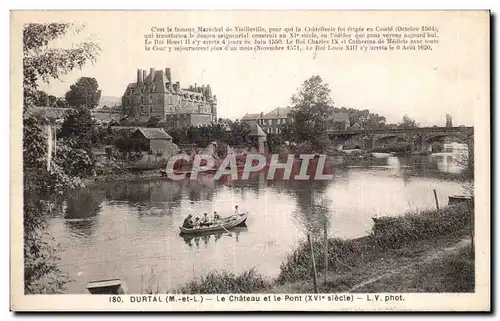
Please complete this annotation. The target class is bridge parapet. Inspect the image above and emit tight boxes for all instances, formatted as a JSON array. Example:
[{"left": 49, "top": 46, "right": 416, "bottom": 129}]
[
  {"left": 327, "top": 126, "right": 474, "bottom": 151},
  {"left": 327, "top": 126, "right": 473, "bottom": 136}
]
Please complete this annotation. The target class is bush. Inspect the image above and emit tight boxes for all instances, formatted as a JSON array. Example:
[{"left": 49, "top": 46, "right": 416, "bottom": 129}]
[
  {"left": 176, "top": 268, "right": 271, "bottom": 294},
  {"left": 370, "top": 203, "right": 472, "bottom": 249}
]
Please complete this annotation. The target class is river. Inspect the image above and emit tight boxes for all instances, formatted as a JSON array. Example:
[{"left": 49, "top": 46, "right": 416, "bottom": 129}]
[{"left": 46, "top": 154, "right": 467, "bottom": 294}]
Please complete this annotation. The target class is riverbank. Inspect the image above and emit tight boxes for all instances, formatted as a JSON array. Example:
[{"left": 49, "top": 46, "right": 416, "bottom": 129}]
[
  {"left": 84, "top": 169, "right": 165, "bottom": 186},
  {"left": 145, "top": 202, "right": 474, "bottom": 294},
  {"left": 85, "top": 152, "right": 369, "bottom": 186}
]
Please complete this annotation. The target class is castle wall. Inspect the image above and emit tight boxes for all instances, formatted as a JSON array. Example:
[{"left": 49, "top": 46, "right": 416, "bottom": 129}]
[{"left": 122, "top": 68, "right": 217, "bottom": 128}]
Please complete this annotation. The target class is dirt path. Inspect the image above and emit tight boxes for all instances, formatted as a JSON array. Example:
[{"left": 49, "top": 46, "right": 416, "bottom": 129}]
[{"left": 348, "top": 238, "right": 471, "bottom": 293}]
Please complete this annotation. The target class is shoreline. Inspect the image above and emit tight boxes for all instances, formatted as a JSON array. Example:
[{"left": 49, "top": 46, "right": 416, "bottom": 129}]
[{"left": 84, "top": 162, "right": 472, "bottom": 188}]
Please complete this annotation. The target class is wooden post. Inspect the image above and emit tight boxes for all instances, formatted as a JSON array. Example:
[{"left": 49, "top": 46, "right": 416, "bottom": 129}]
[
  {"left": 433, "top": 189, "right": 440, "bottom": 210},
  {"left": 323, "top": 223, "right": 328, "bottom": 285},
  {"left": 308, "top": 234, "right": 319, "bottom": 293}
]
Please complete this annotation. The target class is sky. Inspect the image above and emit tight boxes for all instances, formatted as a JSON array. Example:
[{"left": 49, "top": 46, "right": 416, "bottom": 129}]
[{"left": 22, "top": 10, "right": 488, "bottom": 126}]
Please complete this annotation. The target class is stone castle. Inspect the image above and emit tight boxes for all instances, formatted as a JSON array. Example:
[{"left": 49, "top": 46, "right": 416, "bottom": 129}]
[{"left": 121, "top": 67, "right": 217, "bottom": 128}]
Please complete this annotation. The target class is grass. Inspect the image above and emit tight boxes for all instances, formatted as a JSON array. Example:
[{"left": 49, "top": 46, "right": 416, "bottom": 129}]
[
  {"left": 142, "top": 203, "right": 474, "bottom": 294},
  {"left": 357, "top": 242, "right": 474, "bottom": 293},
  {"left": 176, "top": 268, "right": 272, "bottom": 294}
]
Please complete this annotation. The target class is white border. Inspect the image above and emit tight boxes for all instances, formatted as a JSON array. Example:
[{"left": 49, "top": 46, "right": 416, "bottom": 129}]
[{"left": 4, "top": 1, "right": 497, "bottom": 319}]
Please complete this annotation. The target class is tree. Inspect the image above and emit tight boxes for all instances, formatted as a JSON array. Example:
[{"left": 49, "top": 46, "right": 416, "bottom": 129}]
[
  {"left": 34, "top": 90, "right": 49, "bottom": 106},
  {"left": 339, "top": 107, "right": 387, "bottom": 129},
  {"left": 23, "top": 23, "right": 100, "bottom": 294},
  {"left": 218, "top": 118, "right": 233, "bottom": 124},
  {"left": 227, "top": 121, "right": 252, "bottom": 147},
  {"left": 65, "top": 77, "right": 102, "bottom": 108},
  {"left": 446, "top": 113, "right": 453, "bottom": 127},
  {"left": 398, "top": 114, "right": 419, "bottom": 128},
  {"left": 58, "top": 106, "right": 100, "bottom": 178},
  {"left": 48, "top": 95, "right": 57, "bottom": 107},
  {"left": 55, "top": 97, "right": 69, "bottom": 108},
  {"left": 23, "top": 23, "right": 99, "bottom": 111},
  {"left": 291, "top": 75, "right": 333, "bottom": 107},
  {"left": 287, "top": 75, "right": 335, "bottom": 152}
]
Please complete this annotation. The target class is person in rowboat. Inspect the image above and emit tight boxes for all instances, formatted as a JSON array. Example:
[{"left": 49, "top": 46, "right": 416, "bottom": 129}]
[
  {"left": 201, "top": 213, "right": 210, "bottom": 227},
  {"left": 234, "top": 205, "right": 239, "bottom": 216},
  {"left": 182, "top": 214, "right": 194, "bottom": 229},
  {"left": 194, "top": 217, "right": 201, "bottom": 228},
  {"left": 213, "top": 211, "right": 220, "bottom": 222}
]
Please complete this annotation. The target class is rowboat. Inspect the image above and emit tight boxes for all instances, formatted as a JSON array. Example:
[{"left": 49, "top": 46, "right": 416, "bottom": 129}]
[
  {"left": 448, "top": 195, "right": 474, "bottom": 205},
  {"left": 179, "top": 212, "right": 248, "bottom": 235},
  {"left": 180, "top": 226, "right": 248, "bottom": 245}
]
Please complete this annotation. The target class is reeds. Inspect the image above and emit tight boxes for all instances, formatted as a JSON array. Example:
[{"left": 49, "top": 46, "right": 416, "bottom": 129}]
[{"left": 176, "top": 268, "right": 271, "bottom": 294}]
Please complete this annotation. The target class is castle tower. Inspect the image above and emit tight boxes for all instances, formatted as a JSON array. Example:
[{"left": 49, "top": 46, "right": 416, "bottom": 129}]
[
  {"left": 210, "top": 95, "right": 217, "bottom": 123},
  {"left": 137, "top": 69, "right": 143, "bottom": 84}
]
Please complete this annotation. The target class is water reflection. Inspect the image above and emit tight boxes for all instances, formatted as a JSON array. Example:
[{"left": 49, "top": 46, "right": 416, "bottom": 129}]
[
  {"left": 430, "top": 154, "right": 465, "bottom": 174},
  {"left": 64, "top": 188, "right": 104, "bottom": 238},
  {"left": 180, "top": 227, "right": 248, "bottom": 248},
  {"left": 64, "top": 188, "right": 103, "bottom": 219},
  {"left": 48, "top": 155, "right": 469, "bottom": 294},
  {"left": 291, "top": 187, "right": 332, "bottom": 235}
]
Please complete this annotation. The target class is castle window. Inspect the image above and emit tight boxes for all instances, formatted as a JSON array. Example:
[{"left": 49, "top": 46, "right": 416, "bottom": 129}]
[
  {"left": 150, "top": 106, "right": 153, "bottom": 113},
  {"left": 141, "top": 106, "right": 145, "bottom": 113}
]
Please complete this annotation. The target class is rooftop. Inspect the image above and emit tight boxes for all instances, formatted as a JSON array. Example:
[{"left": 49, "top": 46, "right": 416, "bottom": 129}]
[
  {"left": 110, "top": 126, "right": 173, "bottom": 140},
  {"left": 262, "top": 107, "right": 293, "bottom": 119},
  {"left": 135, "top": 127, "right": 173, "bottom": 140},
  {"left": 248, "top": 123, "right": 267, "bottom": 137},
  {"left": 241, "top": 113, "right": 261, "bottom": 121},
  {"left": 331, "top": 112, "right": 350, "bottom": 122}
]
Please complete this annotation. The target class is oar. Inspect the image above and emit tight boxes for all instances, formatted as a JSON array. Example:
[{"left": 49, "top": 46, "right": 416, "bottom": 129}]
[{"left": 217, "top": 222, "right": 232, "bottom": 237}]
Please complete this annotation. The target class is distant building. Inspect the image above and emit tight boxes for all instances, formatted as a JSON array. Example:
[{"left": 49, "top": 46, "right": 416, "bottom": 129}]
[
  {"left": 327, "top": 112, "right": 350, "bottom": 130},
  {"left": 350, "top": 122, "right": 363, "bottom": 130},
  {"left": 241, "top": 107, "right": 350, "bottom": 133},
  {"left": 121, "top": 67, "right": 217, "bottom": 128},
  {"left": 110, "top": 126, "right": 175, "bottom": 156},
  {"left": 130, "top": 127, "right": 174, "bottom": 156},
  {"left": 247, "top": 123, "right": 267, "bottom": 153},
  {"left": 241, "top": 107, "right": 293, "bottom": 134}
]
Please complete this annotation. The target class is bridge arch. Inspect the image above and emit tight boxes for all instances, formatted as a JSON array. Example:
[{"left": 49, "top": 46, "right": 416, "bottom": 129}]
[
  {"left": 327, "top": 127, "right": 474, "bottom": 155},
  {"left": 372, "top": 133, "right": 411, "bottom": 148},
  {"left": 421, "top": 133, "right": 471, "bottom": 153}
]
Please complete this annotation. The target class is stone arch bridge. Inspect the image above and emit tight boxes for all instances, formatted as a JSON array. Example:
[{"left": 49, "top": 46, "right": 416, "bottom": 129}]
[{"left": 327, "top": 126, "right": 474, "bottom": 153}]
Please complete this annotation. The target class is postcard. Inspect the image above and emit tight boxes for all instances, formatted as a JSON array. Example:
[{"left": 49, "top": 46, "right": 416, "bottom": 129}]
[{"left": 10, "top": 10, "right": 490, "bottom": 311}]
